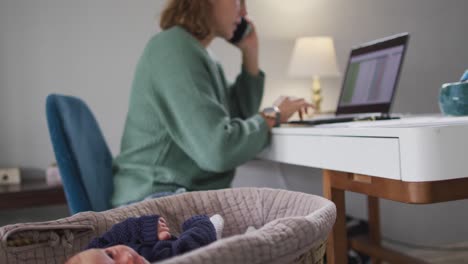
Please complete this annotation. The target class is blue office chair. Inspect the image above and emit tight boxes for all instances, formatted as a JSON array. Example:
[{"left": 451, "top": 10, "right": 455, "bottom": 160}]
[{"left": 46, "top": 94, "right": 113, "bottom": 214}]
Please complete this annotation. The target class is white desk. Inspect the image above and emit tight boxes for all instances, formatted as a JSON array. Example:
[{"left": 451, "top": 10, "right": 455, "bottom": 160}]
[{"left": 259, "top": 116, "right": 468, "bottom": 264}]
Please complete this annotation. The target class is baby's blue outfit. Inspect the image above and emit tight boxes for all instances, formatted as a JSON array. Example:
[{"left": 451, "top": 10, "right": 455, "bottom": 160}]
[{"left": 87, "top": 215, "right": 216, "bottom": 262}]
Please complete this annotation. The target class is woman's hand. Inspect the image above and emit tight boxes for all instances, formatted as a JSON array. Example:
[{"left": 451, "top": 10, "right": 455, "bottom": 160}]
[
  {"left": 235, "top": 18, "right": 259, "bottom": 76},
  {"left": 236, "top": 18, "right": 258, "bottom": 56},
  {"left": 274, "top": 96, "right": 314, "bottom": 123}
]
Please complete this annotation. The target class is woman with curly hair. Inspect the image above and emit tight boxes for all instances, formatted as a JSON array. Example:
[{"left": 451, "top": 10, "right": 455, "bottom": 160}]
[{"left": 112, "top": 0, "right": 311, "bottom": 207}]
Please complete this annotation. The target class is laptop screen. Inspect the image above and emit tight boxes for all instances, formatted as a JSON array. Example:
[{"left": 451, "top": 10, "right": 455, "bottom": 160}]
[{"left": 336, "top": 33, "right": 409, "bottom": 115}]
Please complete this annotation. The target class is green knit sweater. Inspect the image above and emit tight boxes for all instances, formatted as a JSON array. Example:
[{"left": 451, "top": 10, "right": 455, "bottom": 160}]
[{"left": 111, "top": 26, "right": 269, "bottom": 206}]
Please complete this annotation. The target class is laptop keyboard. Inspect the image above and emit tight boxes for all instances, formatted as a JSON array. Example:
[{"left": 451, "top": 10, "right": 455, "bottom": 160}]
[
  {"left": 288, "top": 115, "right": 399, "bottom": 126},
  {"left": 318, "top": 115, "right": 468, "bottom": 128}
]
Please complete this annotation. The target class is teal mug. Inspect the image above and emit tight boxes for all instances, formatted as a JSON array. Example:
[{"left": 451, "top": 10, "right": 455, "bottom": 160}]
[{"left": 439, "top": 70, "right": 468, "bottom": 116}]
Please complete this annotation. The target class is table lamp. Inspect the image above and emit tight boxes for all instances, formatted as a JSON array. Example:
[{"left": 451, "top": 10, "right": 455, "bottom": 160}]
[{"left": 288, "top": 37, "right": 340, "bottom": 113}]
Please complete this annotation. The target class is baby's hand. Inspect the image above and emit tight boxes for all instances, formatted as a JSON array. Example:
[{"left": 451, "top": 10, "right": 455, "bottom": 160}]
[{"left": 157, "top": 217, "right": 171, "bottom": 241}]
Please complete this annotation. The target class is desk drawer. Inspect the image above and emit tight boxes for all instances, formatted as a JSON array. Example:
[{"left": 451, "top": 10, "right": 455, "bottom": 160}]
[{"left": 259, "top": 134, "right": 401, "bottom": 180}]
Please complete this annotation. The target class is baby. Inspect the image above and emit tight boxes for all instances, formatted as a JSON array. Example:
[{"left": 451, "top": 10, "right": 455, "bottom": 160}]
[{"left": 66, "top": 214, "right": 224, "bottom": 264}]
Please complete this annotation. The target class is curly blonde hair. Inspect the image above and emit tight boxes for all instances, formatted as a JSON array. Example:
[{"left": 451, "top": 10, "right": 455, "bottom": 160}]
[{"left": 160, "top": 0, "right": 213, "bottom": 40}]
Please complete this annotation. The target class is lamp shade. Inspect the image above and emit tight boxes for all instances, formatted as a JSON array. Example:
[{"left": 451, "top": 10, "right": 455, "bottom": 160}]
[{"left": 288, "top": 37, "right": 340, "bottom": 78}]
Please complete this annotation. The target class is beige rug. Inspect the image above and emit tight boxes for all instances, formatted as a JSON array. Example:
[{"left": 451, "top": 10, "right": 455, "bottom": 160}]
[{"left": 385, "top": 241, "right": 468, "bottom": 264}]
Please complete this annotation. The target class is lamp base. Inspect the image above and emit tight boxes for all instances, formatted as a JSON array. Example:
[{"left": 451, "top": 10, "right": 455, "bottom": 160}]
[{"left": 312, "top": 76, "right": 322, "bottom": 114}]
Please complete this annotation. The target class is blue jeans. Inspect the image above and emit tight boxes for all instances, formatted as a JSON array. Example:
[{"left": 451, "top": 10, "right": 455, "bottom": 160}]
[
  {"left": 143, "top": 188, "right": 187, "bottom": 200},
  {"left": 120, "top": 188, "right": 187, "bottom": 207}
]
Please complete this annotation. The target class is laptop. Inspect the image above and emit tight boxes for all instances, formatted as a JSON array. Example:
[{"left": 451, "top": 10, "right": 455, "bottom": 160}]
[{"left": 289, "top": 33, "right": 410, "bottom": 126}]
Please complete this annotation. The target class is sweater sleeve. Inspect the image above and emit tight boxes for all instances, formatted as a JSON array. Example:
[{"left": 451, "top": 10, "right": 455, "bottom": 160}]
[
  {"left": 87, "top": 215, "right": 159, "bottom": 249},
  {"left": 149, "top": 52, "right": 270, "bottom": 173},
  {"left": 228, "top": 66, "right": 265, "bottom": 119},
  {"left": 149, "top": 215, "right": 216, "bottom": 262}
]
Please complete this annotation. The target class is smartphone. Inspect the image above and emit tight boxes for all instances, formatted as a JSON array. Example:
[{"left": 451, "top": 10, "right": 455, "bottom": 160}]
[{"left": 229, "top": 17, "right": 252, "bottom": 44}]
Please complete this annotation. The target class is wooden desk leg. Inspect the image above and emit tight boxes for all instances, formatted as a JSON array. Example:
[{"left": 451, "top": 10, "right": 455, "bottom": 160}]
[
  {"left": 368, "top": 196, "right": 382, "bottom": 264},
  {"left": 323, "top": 170, "right": 348, "bottom": 264}
]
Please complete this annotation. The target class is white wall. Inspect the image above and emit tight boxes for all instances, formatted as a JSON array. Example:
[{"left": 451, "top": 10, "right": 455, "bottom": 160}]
[{"left": 1, "top": 0, "right": 468, "bottom": 245}]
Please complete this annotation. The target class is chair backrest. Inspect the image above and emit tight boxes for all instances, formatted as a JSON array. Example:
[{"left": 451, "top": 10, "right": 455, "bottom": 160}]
[{"left": 46, "top": 94, "right": 113, "bottom": 214}]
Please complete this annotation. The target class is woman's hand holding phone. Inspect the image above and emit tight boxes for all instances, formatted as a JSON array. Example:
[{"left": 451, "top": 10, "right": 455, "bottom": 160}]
[{"left": 231, "top": 17, "right": 259, "bottom": 76}]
